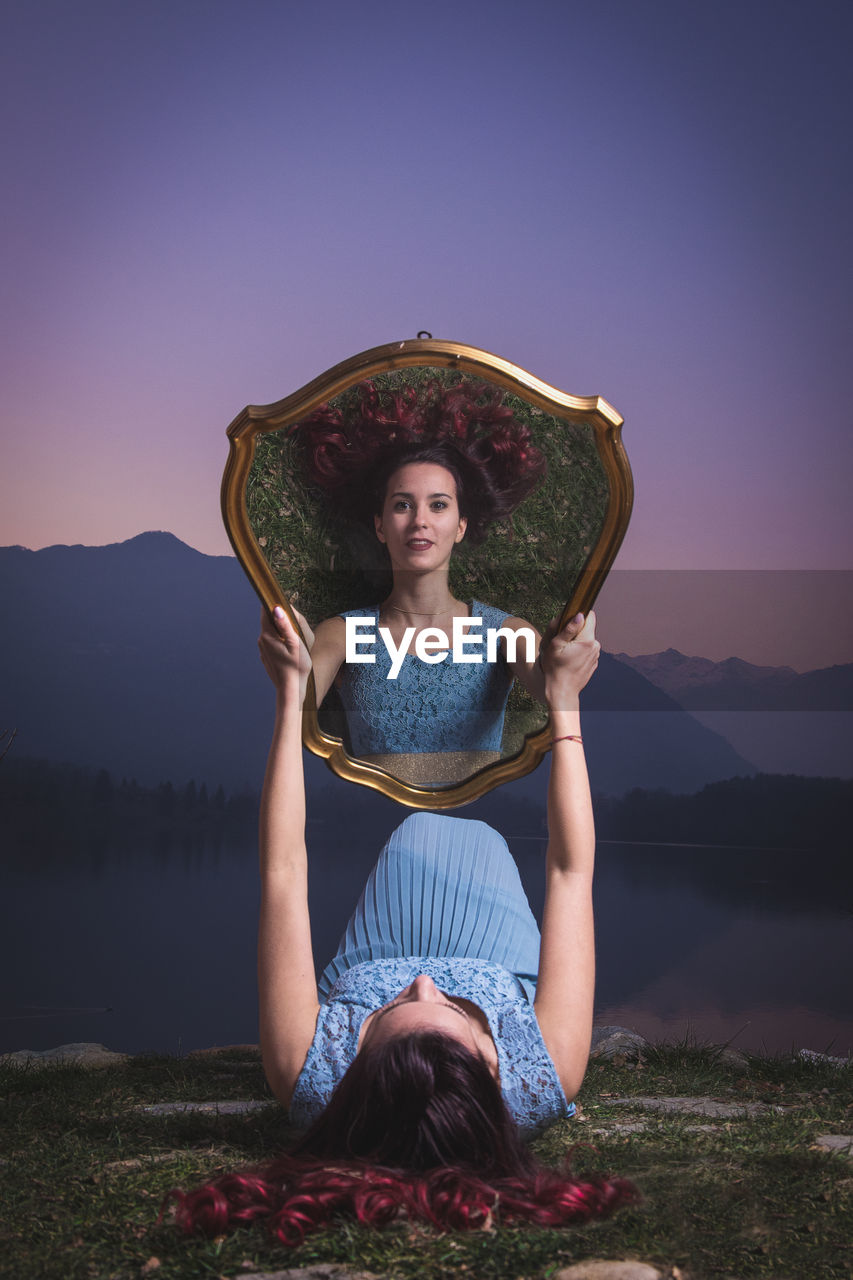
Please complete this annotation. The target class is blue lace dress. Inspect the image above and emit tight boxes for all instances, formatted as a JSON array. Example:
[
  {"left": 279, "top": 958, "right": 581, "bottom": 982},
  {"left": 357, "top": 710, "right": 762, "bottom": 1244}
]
[
  {"left": 336, "top": 601, "right": 515, "bottom": 754},
  {"left": 290, "top": 813, "right": 574, "bottom": 1138}
]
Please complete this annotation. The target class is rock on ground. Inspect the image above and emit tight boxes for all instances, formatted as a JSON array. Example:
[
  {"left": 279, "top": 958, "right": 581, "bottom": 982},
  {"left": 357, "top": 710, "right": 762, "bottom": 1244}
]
[
  {"left": 0, "top": 1042, "right": 129, "bottom": 1068},
  {"left": 590, "top": 1027, "right": 649, "bottom": 1060},
  {"left": 813, "top": 1133, "right": 853, "bottom": 1157},
  {"left": 590, "top": 1121, "right": 649, "bottom": 1136},
  {"left": 717, "top": 1046, "right": 750, "bottom": 1071},
  {"left": 554, "top": 1262, "right": 662, "bottom": 1279},
  {"left": 243, "top": 1267, "right": 379, "bottom": 1280},
  {"left": 799, "top": 1048, "right": 851, "bottom": 1068}
]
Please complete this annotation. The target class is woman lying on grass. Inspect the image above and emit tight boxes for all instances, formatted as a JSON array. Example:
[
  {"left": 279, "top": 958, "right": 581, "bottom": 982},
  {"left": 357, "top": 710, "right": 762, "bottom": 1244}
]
[{"left": 171, "top": 606, "right": 637, "bottom": 1245}]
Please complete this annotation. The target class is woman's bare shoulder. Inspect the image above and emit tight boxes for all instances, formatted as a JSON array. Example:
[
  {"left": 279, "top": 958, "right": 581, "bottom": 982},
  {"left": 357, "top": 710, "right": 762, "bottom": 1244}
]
[
  {"left": 313, "top": 615, "right": 348, "bottom": 640},
  {"left": 499, "top": 614, "right": 539, "bottom": 632},
  {"left": 312, "top": 614, "right": 345, "bottom": 634}
]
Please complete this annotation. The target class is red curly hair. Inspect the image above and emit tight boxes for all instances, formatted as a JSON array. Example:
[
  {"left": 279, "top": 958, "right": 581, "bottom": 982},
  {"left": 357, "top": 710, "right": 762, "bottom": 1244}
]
[
  {"left": 168, "top": 1032, "right": 638, "bottom": 1246},
  {"left": 288, "top": 378, "right": 547, "bottom": 543}
]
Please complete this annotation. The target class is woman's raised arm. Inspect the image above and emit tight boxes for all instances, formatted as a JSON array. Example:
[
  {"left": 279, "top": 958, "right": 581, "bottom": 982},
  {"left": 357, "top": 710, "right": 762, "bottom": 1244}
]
[
  {"left": 533, "top": 612, "right": 600, "bottom": 1104},
  {"left": 256, "top": 606, "right": 321, "bottom": 1106}
]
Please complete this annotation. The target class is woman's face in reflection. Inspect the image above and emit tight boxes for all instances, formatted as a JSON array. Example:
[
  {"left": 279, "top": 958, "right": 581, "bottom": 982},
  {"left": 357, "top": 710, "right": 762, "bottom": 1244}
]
[{"left": 374, "top": 463, "right": 467, "bottom": 573}]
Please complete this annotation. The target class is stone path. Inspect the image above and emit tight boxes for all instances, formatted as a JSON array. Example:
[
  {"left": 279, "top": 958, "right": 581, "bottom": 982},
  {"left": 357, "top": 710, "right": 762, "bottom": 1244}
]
[
  {"left": 223, "top": 1265, "right": 672, "bottom": 1280},
  {"left": 136, "top": 1099, "right": 273, "bottom": 1116},
  {"left": 608, "top": 1095, "right": 783, "bottom": 1119}
]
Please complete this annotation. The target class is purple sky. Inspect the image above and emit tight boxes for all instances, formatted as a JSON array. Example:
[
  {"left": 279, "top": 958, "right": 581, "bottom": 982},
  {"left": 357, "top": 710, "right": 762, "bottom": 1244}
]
[{"left": 3, "top": 3, "right": 851, "bottom": 582}]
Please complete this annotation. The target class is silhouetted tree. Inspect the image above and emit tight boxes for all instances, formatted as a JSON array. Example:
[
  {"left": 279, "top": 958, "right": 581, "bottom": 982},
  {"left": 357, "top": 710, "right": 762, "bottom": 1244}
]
[{"left": 92, "top": 769, "right": 114, "bottom": 806}]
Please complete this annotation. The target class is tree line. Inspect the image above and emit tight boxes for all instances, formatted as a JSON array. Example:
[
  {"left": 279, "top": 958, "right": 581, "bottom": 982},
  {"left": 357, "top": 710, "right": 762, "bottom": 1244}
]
[
  {"left": 593, "top": 772, "right": 851, "bottom": 851},
  {"left": 1, "top": 756, "right": 850, "bottom": 856},
  {"left": 0, "top": 756, "right": 258, "bottom": 853}
]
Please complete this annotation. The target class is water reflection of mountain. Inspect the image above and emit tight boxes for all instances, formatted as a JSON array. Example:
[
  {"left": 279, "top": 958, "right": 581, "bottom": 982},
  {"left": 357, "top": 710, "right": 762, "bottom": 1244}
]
[
  {"left": 589, "top": 852, "right": 853, "bottom": 1039},
  {"left": 594, "top": 838, "right": 851, "bottom": 920},
  {"left": 613, "top": 647, "right": 853, "bottom": 780},
  {"left": 505, "top": 835, "right": 852, "bottom": 1034}
]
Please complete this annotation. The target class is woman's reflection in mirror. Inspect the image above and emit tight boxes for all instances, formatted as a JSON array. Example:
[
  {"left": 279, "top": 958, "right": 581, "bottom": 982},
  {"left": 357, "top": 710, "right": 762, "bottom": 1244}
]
[{"left": 288, "top": 380, "right": 549, "bottom": 780}]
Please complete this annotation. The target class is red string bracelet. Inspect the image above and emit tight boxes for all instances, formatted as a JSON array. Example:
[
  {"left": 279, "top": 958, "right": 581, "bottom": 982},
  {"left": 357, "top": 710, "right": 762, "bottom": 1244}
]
[{"left": 551, "top": 734, "right": 583, "bottom": 746}]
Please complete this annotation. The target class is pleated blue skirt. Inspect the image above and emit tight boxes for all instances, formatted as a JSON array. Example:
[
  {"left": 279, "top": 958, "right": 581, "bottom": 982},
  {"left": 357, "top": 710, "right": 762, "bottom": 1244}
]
[{"left": 319, "top": 812, "right": 541, "bottom": 1002}]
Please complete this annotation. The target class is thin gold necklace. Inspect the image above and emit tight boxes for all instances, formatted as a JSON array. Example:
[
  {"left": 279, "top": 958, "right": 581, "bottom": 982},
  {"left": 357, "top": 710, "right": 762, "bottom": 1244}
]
[{"left": 386, "top": 604, "right": 456, "bottom": 619}]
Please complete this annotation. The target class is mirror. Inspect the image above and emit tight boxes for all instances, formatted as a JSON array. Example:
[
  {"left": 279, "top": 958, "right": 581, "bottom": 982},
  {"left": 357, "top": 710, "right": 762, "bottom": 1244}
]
[{"left": 222, "top": 339, "right": 632, "bottom": 807}]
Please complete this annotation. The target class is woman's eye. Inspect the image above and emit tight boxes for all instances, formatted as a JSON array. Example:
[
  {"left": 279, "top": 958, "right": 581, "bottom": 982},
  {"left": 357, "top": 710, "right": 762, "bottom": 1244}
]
[{"left": 432, "top": 501, "right": 448, "bottom": 510}]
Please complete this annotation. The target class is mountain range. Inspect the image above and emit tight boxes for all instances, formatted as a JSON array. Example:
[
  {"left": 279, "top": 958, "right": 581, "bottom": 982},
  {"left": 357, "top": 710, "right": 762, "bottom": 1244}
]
[
  {"left": 0, "top": 532, "right": 799, "bottom": 798},
  {"left": 614, "top": 648, "right": 853, "bottom": 710},
  {"left": 612, "top": 648, "right": 853, "bottom": 779}
]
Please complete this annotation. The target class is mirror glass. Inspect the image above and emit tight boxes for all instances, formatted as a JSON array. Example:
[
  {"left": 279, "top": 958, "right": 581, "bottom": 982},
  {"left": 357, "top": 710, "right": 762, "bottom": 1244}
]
[{"left": 223, "top": 343, "right": 632, "bottom": 807}]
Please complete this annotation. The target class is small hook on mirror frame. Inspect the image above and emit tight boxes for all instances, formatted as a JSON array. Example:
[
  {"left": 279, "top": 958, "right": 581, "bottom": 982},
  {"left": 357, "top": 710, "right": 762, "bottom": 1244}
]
[{"left": 416, "top": 330, "right": 433, "bottom": 340}]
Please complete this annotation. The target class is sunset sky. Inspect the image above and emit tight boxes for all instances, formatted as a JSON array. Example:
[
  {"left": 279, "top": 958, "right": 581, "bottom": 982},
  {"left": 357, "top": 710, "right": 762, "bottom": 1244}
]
[{"left": 3, "top": 4, "right": 851, "bottom": 589}]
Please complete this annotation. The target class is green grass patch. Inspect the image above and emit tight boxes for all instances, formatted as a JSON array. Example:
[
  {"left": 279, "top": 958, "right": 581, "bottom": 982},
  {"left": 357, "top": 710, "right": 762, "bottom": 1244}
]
[{"left": 1, "top": 1046, "right": 851, "bottom": 1279}]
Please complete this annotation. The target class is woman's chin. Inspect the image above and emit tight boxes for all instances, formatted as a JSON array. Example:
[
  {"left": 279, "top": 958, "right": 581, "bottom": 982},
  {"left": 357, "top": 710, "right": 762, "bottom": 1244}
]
[{"left": 391, "top": 552, "right": 449, "bottom": 574}]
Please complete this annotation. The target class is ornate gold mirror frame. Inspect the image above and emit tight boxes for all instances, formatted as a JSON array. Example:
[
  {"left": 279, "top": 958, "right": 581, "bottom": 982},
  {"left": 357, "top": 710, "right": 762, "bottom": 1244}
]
[{"left": 222, "top": 338, "right": 632, "bottom": 808}]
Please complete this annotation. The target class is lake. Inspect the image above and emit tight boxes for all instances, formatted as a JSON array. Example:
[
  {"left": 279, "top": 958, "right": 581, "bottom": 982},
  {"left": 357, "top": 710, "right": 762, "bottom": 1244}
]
[{"left": 2, "top": 828, "right": 851, "bottom": 1059}]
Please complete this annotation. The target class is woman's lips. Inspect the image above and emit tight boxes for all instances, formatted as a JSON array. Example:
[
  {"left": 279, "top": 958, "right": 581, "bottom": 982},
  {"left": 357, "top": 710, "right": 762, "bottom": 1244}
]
[{"left": 406, "top": 538, "right": 433, "bottom": 549}]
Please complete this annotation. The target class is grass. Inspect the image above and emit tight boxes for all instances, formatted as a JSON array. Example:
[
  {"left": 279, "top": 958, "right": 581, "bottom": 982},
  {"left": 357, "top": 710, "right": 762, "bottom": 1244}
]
[{"left": 2, "top": 1044, "right": 851, "bottom": 1279}]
